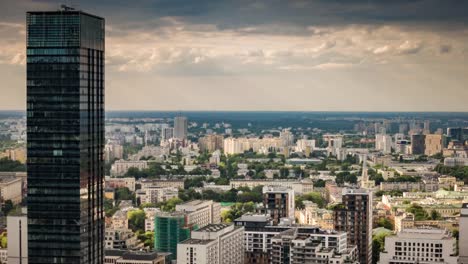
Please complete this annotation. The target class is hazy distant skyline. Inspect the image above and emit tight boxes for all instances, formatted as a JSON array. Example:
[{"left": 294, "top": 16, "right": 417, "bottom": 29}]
[{"left": 1, "top": 0, "right": 468, "bottom": 111}]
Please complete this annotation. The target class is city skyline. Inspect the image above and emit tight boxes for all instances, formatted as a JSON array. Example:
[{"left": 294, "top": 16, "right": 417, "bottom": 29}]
[{"left": 1, "top": 0, "right": 468, "bottom": 111}]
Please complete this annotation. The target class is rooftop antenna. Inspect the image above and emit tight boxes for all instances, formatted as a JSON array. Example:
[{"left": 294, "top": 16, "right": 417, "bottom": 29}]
[{"left": 60, "top": 4, "right": 75, "bottom": 11}]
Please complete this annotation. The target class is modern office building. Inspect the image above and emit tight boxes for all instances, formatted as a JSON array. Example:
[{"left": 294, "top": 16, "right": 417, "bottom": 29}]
[
  {"left": 379, "top": 229, "right": 458, "bottom": 264},
  {"left": 26, "top": 7, "right": 105, "bottom": 263},
  {"left": 333, "top": 188, "right": 373, "bottom": 264},
  {"left": 262, "top": 186, "right": 295, "bottom": 225},
  {"left": 154, "top": 212, "right": 191, "bottom": 260},
  {"left": 174, "top": 116, "right": 188, "bottom": 140},
  {"left": 177, "top": 224, "right": 244, "bottom": 264},
  {"left": 425, "top": 134, "right": 445, "bottom": 156}
]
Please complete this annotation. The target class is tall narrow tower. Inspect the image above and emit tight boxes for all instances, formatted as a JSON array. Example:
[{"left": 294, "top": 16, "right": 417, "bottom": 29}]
[
  {"left": 334, "top": 188, "right": 373, "bottom": 264},
  {"left": 27, "top": 6, "right": 105, "bottom": 263}
]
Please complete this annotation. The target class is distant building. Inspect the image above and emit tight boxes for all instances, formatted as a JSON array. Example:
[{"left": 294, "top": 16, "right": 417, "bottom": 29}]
[
  {"left": 375, "top": 134, "right": 392, "bottom": 154},
  {"left": 106, "top": 176, "right": 136, "bottom": 192},
  {"left": 140, "top": 179, "right": 184, "bottom": 190},
  {"left": 333, "top": 188, "right": 373, "bottom": 264},
  {"left": 139, "top": 186, "right": 178, "bottom": 204},
  {"left": 425, "top": 134, "right": 444, "bottom": 156},
  {"left": 262, "top": 186, "right": 295, "bottom": 225},
  {"left": 161, "top": 127, "right": 174, "bottom": 142},
  {"left": 379, "top": 228, "right": 457, "bottom": 264},
  {"left": 104, "top": 143, "right": 124, "bottom": 163},
  {"left": 111, "top": 160, "right": 148, "bottom": 176},
  {"left": 198, "top": 134, "right": 224, "bottom": 152},
  {"left": 7, "top": 212, "right": 28, "bottom": 264},
  {"left": 411, "top": 134, "right": 426, "bottom": 155},
  {"left": 174, "top": 116, "right": 188, "bottom": 140},
  {"left": 177, "top": 224, "right": 244, "bottom": 264}
]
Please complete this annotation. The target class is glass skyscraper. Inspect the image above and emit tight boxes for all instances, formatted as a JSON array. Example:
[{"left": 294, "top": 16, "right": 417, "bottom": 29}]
[{"left": 26, "top": 7, "right": 105, "bottom": 264}]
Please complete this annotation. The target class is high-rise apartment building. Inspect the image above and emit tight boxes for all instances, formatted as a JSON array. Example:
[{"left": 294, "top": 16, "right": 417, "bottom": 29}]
[
  {"left": 425, "top": 134, "right": 445, "bottom": 156},
  {"left": 174, "top": 116, "right": 188, "bottom": 140},
  {"left": 198, "top": 134, "right": 224, "bottom": 152},
  {"left": 411, "top": 134, "right": 426, "bottom": 155},
  {"left": 161, "top": 127, "right": 174, "bottom": 142},
  {"left": 333, "top": 188, "right": 373, "bottom": 264},
  {"left": 26, "top": 7, "right": 105, "bottom": 263},
  {"left": 375, "top": 134, "right": 392, "bottom": 154},
  {"left": 262, "top": 186, "right": 295, "bottom": 225}
]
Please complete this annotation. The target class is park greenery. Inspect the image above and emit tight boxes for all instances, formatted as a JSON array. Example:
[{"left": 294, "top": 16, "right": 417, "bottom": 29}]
[
  {"left": 405, "top": 204, "right": 442, "bottom": 221},
  {"left": 295, "top": 192, "right": 327, "bottom": 209},
  {"left": 435, "top": 164, "right": 468, "bottom": 183},
  {"left": 0, "top": 157, "right": 25, "bottom": 171},
  {"left": 221, "top": 202, "right": 256, "bottom": 223}
]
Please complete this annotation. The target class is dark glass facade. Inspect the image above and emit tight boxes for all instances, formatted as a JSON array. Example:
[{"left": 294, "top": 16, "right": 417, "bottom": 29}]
[{"left": 26, "top": 10, "right": 105, "bottom": 264}]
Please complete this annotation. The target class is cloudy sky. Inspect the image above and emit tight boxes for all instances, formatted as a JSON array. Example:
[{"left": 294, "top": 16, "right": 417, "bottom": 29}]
[{"left": 0, "top": 0, "right": 467, "bottom": 111}]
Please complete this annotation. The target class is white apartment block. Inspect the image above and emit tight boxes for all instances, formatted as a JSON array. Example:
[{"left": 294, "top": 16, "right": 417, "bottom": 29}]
[
  {"left": 379, "top": 229, "right": 458, "bottom": 264},
  {"left": 223, "top": 137, "right": 284, "bottom": 155},
  {"left": 177, "top": 224, "right": 244, "bottom": 264},
  {"left": 111, "top": 160, "right": 148, "bottom": 176},
  {"left": 230, "top": 179, "right": 313, "bottom": 195},
  {"left": 375, "top": 134, "right": 392, "bottom": 154},
  {"left": 140, "top": 186, "right": 179, "bottom": 204},
  {"left": 140, "top": 179, "right": 184, "bottom": 190},
  {"left": 176, "top": 200, "right": 221, "bottom": 228}
]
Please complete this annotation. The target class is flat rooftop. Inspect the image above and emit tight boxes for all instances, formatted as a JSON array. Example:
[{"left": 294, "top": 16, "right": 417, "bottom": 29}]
[{"left": 197, "top": 223, "right": 231, "bottom": 232}]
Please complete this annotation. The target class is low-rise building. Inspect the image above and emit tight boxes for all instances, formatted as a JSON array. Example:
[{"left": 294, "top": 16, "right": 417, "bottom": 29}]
[
  {"left": 379, "top": 228, "right": 458, "bottom": 264},
  {"left": 0, "top": 176, "right": 22, "bottom": 204},
  {"left": 176, "top": 200, "right": 221, "bottom": 228},
  {"left": 111, "top": 160, "right": 148, "bottom": 176},
  {"left": 106, "top": 176, "right": 136, "bottom": 192},
  {"left": 104, "top": 249, "right": 169, "bottom": 264}
]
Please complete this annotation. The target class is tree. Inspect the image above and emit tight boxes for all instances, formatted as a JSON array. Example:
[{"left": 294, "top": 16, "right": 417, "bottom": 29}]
[
  {"left": 127, "top": 209, "right": 146, "bottom": 232},
  {"left": 160, "top": 197, "right": 183, "bottom": 212},
  {"left": 0, "top": 232, "right": 6, "bottom": 248},
  {"left": 313, "top": 179, "right": 326, "bottom": 187},
  {"left": 0, "top": 158, "right": 25, "bottom": 171},
  {"left": 377, "top": 218, "right": 394, "bottom": 230},
  {"left": 2, "top": 200, "right": 14, "bottom": 215},
  {"left": 115, "top": 187, "right": 134, "bottom": 201},
  {"left": 406, "top": 204, "right": 429, "bottom": 221},
  {"left": 221, "top": 202, "right": 256, "bottom": 223},
  {"left": 430, "top": 210, "right": 442, "bottom": 220}
]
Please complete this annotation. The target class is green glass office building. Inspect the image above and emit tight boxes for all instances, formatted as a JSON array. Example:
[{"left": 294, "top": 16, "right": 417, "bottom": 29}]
[
  {"left": 26, "top": 8, "right": 105, "bottom": 264},
  {"left": 154, "top": 213, "right": 191, "bottom": 259}
]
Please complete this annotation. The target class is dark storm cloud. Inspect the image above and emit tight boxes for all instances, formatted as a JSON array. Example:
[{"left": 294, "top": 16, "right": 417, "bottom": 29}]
[{"left": 3, "top": 0, "right": 467, "bottom": 31}]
